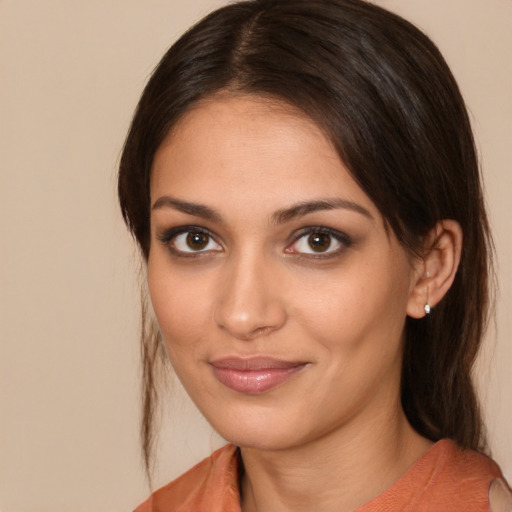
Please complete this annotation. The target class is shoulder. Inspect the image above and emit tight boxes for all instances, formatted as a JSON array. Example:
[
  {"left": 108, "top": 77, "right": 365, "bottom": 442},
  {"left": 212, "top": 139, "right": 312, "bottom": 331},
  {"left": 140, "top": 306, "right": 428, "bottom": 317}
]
[
  {"left": 134, "top": 444, "right": 241, "bottom": 512},
  {"left": 409, "top": 439, "right": 505, "bottom": 511},
  {"left": 442, "top": 441, "right": 512, "bottom": 512},
  {"left": 361, "top": 439, "right": 507, "bottom": 512},
  {"left": 436, "top": 439, "right": 503, "bottom": 487}
]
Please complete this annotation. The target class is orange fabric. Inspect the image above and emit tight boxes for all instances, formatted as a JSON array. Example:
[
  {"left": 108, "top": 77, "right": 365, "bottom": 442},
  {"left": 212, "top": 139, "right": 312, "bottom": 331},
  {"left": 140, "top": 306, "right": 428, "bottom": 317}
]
[
  {"left": 357, "top": 440, "right": 502, "bottom": 511},
  {"left": 134, "top": 440, "right": 504, "bottom": 512},
  {"left": 134, "top": 445, "right": 241, "bottom": 512}
]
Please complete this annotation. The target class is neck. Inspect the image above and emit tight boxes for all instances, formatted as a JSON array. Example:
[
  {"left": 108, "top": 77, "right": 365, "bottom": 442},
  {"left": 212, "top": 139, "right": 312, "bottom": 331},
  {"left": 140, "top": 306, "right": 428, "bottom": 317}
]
[{"left": 240, "top": 406, "right": 433, "bottom": 512}]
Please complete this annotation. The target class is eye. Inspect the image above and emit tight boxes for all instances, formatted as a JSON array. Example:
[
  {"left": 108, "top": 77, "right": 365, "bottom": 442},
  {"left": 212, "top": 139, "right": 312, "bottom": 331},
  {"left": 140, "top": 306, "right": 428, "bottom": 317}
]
[
  {"left": 285, "top": 228, "right": 350, "bottom": 257},
  {"left": 294, "top": 232, "right": 341, "bottom": 254},
  {"left": 157, "top": 227, "right": 222, "bottom": 255}
]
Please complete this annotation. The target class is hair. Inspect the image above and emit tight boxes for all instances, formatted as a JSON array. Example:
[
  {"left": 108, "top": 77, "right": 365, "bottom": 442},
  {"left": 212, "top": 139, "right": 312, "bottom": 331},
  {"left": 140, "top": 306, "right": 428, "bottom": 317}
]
[{"left": 118, "top": 0, "right": 493, "bottom": 478}]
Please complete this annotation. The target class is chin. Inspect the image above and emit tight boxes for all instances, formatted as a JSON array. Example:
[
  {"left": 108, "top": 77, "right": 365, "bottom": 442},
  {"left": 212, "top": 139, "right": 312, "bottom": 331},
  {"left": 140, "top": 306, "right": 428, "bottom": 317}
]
[
  {"left": 202, "top": 404, "right": 316, "bottom": 453},
  {"left": 220, "top": 428, "right": 301, "bottom": 452}
]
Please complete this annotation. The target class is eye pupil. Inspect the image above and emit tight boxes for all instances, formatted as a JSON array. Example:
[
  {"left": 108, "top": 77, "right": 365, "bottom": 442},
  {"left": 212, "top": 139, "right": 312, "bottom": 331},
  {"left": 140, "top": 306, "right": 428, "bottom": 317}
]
[
  {"left": 186, "top": 232, "right": 208, "bottom": 250},
  {"left": 308, "top": 233, "right": 331, "bottom": 252}
]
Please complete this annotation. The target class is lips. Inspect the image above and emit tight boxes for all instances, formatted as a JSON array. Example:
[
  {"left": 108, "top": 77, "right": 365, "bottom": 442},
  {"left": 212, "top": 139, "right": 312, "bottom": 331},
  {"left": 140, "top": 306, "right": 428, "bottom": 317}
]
[{"left": 210, "top": 357, "right": 307, "bottom": 393}]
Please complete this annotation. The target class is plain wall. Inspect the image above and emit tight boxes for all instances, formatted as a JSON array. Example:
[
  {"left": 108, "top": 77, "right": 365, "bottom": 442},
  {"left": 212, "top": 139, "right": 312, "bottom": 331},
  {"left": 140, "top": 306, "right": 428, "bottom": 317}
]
[{"left": 0, "top": 1, "right": 510, "bottom": 511}]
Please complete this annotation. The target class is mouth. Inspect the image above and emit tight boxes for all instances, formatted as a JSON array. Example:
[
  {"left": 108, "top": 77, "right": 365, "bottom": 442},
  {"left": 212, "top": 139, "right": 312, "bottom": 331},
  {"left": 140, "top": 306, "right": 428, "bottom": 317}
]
[{"left": 209, "top": 357, "right": 307, "bottom": 394}]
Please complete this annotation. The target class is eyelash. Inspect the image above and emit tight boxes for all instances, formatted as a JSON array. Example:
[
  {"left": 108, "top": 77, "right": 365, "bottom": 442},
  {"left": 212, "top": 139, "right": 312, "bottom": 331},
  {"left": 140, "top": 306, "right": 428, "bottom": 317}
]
[
  {"left": 286, "top": 226, "right": 352, "bottom": 259},
  {"left": 156, "top": 225, "right": 352, "bottom": 259},
  {"left": 156, "top": 225, "right": 221, "bottom": 258}
]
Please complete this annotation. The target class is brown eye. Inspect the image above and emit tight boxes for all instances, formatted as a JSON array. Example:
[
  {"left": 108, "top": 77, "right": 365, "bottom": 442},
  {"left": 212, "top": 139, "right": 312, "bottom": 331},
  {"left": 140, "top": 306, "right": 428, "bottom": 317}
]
[
  {"left": 308, "top": 233, "right": 332, "bottom": 252},
  {"left": 168, "top": 230, "right": 222, "bottom": 254},
  {"left": 186, "top": 232, "right": 209, "bottom": 250},
  {"left": 285, "top": 228, "right": 348, "bottom": 257}
]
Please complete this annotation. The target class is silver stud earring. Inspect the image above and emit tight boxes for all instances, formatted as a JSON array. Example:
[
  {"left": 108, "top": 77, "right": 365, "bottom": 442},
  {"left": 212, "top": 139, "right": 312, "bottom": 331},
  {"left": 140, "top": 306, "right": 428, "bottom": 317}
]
[{"left": 424, "top": 304, "right": 431, "bottom": 315}]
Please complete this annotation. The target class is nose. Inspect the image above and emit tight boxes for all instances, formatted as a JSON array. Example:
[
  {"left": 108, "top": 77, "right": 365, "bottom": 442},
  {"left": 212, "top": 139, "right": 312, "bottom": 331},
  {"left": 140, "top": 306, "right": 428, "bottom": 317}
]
[{"left": 213, "top": 252, "right": 287, "bottom": 341}]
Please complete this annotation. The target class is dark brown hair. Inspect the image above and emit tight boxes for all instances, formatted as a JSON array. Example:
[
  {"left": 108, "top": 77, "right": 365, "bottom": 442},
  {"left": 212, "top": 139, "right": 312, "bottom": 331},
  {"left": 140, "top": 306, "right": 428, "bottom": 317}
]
[{"left": 118, "top": 0, "right": 493, "bottom": 477}]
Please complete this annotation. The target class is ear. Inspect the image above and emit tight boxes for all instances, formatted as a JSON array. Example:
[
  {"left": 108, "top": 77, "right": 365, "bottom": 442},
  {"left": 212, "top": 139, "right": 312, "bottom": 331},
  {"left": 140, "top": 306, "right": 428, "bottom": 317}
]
[{"left": 406, "top": 220, "right": 463, "bottom": 319}]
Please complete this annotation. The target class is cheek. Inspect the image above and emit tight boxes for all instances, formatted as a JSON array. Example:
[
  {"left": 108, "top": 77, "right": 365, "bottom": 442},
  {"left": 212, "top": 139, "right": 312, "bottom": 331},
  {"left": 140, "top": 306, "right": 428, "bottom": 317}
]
[
  {"left": 147, "top": 255, "right": 212, "bottom": 360},
  {"left": 294, "top": 256, "right": 411, "bottom": 358}
]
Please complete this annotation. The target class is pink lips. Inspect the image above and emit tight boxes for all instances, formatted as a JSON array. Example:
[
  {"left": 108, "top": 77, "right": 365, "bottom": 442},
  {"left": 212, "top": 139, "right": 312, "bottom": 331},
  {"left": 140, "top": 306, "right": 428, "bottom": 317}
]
[{"left": 210, "top": 357, "right": 306, "bottom": 393}]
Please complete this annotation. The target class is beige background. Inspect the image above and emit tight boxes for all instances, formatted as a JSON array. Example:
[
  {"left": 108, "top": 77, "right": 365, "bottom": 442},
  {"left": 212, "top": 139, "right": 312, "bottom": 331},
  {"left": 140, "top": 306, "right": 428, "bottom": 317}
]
[{"left": 0, "top": 1, "right": 510, "bottom": 510}]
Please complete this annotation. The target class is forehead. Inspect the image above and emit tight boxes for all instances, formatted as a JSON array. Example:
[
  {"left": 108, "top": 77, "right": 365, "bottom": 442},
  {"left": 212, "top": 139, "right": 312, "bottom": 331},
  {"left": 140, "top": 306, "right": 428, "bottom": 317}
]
[{"left": 150, "top": 94, "right": 378, "bottom": 218}]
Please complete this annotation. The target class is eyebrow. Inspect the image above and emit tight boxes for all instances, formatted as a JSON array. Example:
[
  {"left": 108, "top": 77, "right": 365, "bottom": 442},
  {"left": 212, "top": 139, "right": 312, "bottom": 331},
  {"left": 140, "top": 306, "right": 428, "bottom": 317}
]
[
  {"left": 152, "top": 196, "right": 223, "bottom": 222},
  {"left": 271, "top": 199, "right": 373, "bottom": 224},
  {"left": 151, "top": 196, "right": 372, "bottom": 224}
]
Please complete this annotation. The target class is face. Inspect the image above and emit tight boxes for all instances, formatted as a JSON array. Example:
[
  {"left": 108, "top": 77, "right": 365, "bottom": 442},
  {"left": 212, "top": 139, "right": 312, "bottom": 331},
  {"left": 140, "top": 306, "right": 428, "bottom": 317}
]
[{"left": 148, "top": 95, "right": 419, "bottom": 452}]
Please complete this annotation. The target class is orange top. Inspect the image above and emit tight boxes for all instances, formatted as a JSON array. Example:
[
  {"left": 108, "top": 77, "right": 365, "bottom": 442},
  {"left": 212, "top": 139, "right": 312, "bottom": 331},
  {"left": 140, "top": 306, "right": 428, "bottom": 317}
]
[{"left": 135, "top": 440, "right": 504, "bottom": 512}]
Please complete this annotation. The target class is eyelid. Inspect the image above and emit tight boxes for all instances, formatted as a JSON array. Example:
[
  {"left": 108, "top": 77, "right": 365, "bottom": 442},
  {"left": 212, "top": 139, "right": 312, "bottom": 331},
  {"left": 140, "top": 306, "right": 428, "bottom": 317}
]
[
  {"left": 155, "top": 224, "right": 351, "bottom": 259},
  {"left": 156, "top": 225, "right": 223, "bottom": 255},
  {"left": 285, "top": 226, "right": 352, "bottom": 257}
]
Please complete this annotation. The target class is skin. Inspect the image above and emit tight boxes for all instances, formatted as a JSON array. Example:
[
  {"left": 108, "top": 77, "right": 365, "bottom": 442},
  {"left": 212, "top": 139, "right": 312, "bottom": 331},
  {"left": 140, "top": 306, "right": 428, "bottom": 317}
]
[{"left": 148, "top": 94, "right": 461, "bottom": 512}]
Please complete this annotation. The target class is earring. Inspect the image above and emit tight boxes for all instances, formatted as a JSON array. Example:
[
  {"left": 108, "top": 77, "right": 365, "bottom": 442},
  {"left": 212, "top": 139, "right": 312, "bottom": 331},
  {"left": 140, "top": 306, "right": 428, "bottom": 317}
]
[{"left": 424, "top": 284, "right": 431, "bottom": 315}]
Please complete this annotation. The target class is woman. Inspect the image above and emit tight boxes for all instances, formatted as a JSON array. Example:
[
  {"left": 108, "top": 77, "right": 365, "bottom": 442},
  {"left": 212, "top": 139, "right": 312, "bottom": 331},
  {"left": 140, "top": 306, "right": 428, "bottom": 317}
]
[{"left": 118, "top": 0, "right": 511, "bottom": 510}]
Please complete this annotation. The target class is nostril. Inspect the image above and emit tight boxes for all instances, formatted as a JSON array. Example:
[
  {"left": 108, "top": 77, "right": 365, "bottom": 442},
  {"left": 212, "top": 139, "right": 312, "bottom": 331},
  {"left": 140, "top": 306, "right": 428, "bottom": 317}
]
[
  {"left": 214, "top": 294, "right": 287, "bottom": 341},
  {"left": 240, "top": 325, "right": 279, "bottom": 341}
]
